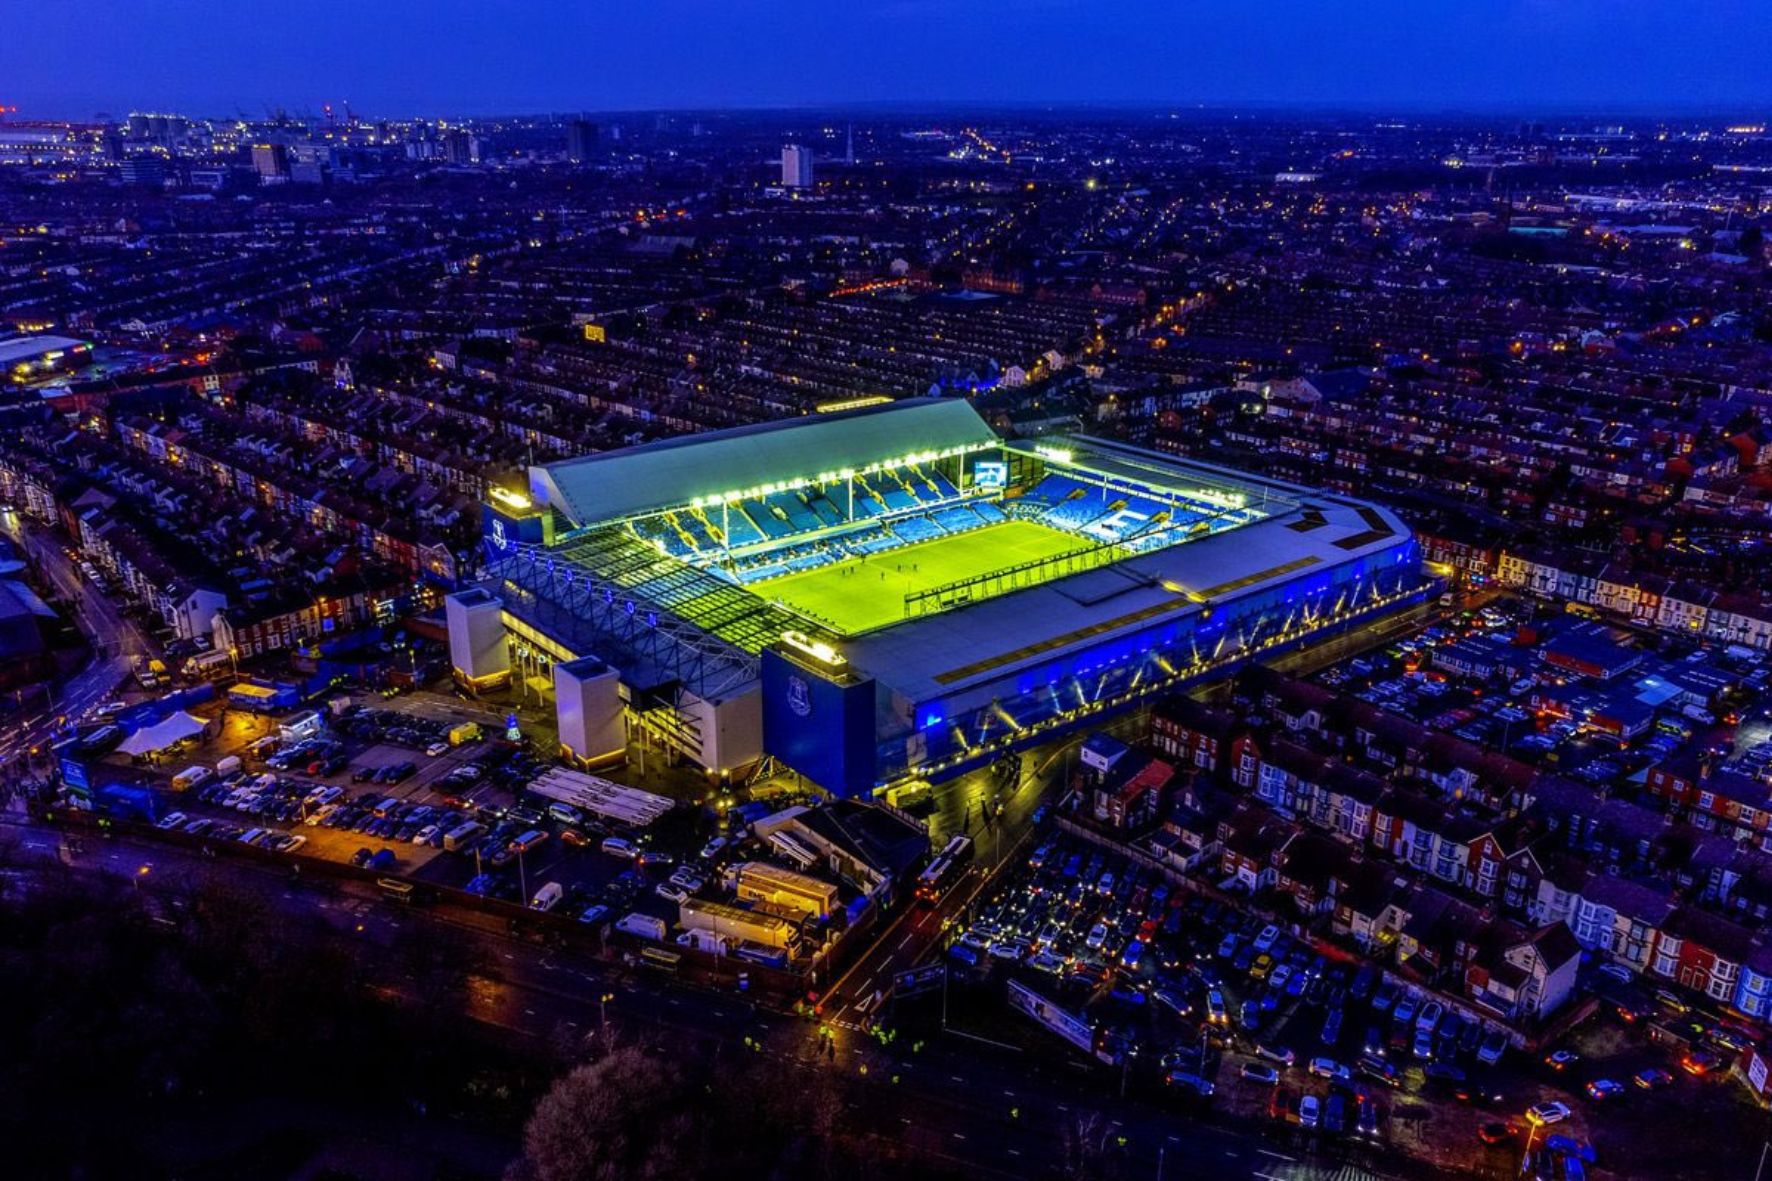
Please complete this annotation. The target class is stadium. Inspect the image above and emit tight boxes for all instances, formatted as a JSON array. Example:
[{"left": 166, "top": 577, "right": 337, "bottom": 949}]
[{"left": 448, "top": 398, "right": 1427, "bottom": 795}]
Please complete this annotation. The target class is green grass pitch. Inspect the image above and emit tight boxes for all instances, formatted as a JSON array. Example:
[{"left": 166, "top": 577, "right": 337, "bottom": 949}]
[{"left": 753, "top": 519, "right": 1083, "bottom": 634}]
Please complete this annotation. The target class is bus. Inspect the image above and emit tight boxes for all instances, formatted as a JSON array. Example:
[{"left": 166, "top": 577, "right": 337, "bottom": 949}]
[{"left": 915, "top": 834, "right": 974, "bottom": 904}]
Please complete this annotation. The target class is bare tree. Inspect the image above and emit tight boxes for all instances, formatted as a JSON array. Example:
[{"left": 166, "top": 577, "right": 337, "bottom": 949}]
[
  {"left": 1059, "top": 1109, "right": 1121, "bottom": 1181},
  {"left": 515, "top": 1043, "right": 707, "bottom": 1181}
]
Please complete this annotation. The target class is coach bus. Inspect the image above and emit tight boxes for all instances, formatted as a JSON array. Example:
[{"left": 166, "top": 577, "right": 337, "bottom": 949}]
[{"left": 915, "top": 834, "right": 974, "bottom": 904}]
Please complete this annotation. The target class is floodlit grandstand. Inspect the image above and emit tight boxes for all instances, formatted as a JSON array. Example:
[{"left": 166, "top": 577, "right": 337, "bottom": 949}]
[{"left": 455, "top": 398, "right": 1426, "bottom": 793}]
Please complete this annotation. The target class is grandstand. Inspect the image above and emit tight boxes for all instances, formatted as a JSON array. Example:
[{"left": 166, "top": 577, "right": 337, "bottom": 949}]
[{"left": 458, "top": 398, "right": 1426, "bottom": 794}]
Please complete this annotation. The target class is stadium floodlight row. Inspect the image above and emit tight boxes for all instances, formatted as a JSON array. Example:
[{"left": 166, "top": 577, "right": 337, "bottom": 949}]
[{"left": 450, "top": 398, "right": 1428, "bottom": 795}]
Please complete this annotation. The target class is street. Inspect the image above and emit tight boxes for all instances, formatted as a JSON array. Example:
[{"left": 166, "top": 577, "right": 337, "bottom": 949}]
[{"left": 0, "top": 515, "right": 152, "bottom": 769}]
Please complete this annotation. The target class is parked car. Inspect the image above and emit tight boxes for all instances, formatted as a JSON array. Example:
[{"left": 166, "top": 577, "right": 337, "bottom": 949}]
[
  {"left": 1240, "top": 1062, "right": 1279, "bottom": 1085},
  {"left": 1526, "top": 1102, "right": 1571, "bottom": 1126},
  {"left": 1633, "top": 1068, "right": 1675, "bottom": 1091}
]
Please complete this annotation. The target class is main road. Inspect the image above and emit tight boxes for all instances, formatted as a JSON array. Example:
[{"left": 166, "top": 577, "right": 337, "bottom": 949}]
[{"left": 0, "top": 514, "right": 152, "bottom": 770}]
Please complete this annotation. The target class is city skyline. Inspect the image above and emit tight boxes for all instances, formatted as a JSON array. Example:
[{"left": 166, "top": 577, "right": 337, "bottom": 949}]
[{"left": 7, "top": 1, "right": 1772, "bottom": 119}]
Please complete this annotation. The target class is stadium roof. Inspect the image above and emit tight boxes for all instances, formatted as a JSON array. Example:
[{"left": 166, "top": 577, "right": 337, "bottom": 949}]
[{"left": 530, "top": 397, "right": 997, "bottom": 528}]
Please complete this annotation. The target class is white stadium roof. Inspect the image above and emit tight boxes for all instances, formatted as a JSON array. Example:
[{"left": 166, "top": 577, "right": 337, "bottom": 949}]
[{"left": 530, "top": 397, "right": 997, "bottom": 529}]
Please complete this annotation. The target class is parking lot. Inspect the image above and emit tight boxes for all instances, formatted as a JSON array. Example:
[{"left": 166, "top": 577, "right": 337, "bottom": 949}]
[
  {"left": 1316, "top": 597, "right": 1770, "bottom": 798},
  {"left": 141, "top": 697, "right": 847, "bottom": 968}
]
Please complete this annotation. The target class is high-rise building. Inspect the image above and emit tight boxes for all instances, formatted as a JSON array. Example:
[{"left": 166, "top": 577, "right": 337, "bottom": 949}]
[
  {"left": 781, "top": 143, "right": 814, "bottom": 188},
  {"left": 251, "top": 143, "right": 289, "bottom": 181},
  {"left": 442, "top": 129, "right": 478, "bottom": 165},
  {"left": 566, "top": 120, "right": 598, "bottom": 163},
  {"left": 118, "top": 157, "right": 166, "bottom": 188}
]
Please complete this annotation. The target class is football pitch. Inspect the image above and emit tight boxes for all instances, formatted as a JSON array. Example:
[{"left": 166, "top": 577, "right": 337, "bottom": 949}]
[{"left": 754, "top": 520, "right": 1083, "bottom": 634}]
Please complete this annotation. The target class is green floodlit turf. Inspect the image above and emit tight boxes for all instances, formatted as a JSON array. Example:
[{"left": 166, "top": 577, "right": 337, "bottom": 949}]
[{"left": 752, "top": 519, "right": 1085, "bottom": 635}]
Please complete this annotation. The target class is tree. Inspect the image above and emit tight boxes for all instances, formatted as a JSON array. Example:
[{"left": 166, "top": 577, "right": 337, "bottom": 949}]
[
  {"left": 1059, "top": 1110, "right": 1124, "bottom": 1181},
  {"left": 514, "top": 1044, "right": 708, "bottom": 1181},
  {"left": 1738, "top": 223, "right": 1764, "bottom": 264}
]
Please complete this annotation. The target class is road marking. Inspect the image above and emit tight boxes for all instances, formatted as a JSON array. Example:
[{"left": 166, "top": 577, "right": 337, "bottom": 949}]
[{"left": 1256, "top": 1150, "right": 1296, "bottom": 1161}]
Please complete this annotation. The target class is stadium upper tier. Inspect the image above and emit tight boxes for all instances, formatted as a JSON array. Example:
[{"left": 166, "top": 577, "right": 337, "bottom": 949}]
[{"left": 529, "top": 397, "right": 998, "bottom": 531}]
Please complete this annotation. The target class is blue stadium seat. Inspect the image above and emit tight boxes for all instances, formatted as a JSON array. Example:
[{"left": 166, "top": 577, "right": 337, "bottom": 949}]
[
  {"left": 766, "top": 491, "right": 820, "bottom": 531},
  {"left": 807, "top": 494, "right": 844, "bottom": 527},
  {"left": 747, "top": 499, "right": 796, "bottom": 540},
  {"left": 718, "top": 505, "right": 767, "bottom": 548}
]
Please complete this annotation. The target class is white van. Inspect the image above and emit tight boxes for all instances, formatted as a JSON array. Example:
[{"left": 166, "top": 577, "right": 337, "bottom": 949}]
[
  {"left": 171, "top": 766, "right": 213, "bottom": 792},
  {"left": 616, "top": 912, "right": 667, "bottom": 940},
  {"left": 601, "top": 835, "right": 639, "bottom": 859},
  {"left": 529, "top": 882, "right": 565, "bottom": 912}
]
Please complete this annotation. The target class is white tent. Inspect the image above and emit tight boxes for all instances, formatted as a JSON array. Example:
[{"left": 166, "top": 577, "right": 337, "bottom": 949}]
[{"left": 116, "top": 711, "right": 209, "bottom": 756}]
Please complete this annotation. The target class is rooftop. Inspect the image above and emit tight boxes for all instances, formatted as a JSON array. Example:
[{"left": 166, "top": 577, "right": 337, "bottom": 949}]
[{"left": 531, "top": 397, "right": 998, "bottom": 529}]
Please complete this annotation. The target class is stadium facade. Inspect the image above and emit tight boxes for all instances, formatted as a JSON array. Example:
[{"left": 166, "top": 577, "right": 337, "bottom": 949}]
[{"left": 448, "top": 398, "right": 1427, "bottom": 796}]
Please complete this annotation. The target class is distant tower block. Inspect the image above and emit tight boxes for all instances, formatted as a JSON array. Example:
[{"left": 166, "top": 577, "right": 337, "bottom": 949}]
[
  {"left": 445, "top": 588, "right": 510, "bottom": 687},
  {"left": 554, "top": 656, "right": 625, "bottom": 765},
  {"left": 781, "top": 143, "right": 814, "bottom": 188}
]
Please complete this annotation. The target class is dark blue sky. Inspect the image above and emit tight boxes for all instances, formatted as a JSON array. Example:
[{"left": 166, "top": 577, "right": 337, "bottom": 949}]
[{"left": 9, "top": 1, "right": 1770, "bottom": 118}]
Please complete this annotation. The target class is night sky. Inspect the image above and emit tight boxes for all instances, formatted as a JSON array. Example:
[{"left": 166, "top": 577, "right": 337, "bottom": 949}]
[{"left": 9, "top": 0, "right": 1770, "bottom": 118}]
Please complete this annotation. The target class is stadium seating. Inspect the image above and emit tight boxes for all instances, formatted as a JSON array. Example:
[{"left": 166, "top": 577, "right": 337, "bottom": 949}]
[
  {"left": 868, "top": 473, "right": 917, "bottom": 512},
  {"left": 807, "top": 493, "right": 845, "bottom": 527},
  {"left": 717, "top": 504, "right": 768, "bottom": 548},
  {"left": 972, "top": 500, "right": 1007, "bottom": 525},
  {"left": 767, "top": 491, "right": 821, "bottom": 531},
  {"left": 892, "top": 515, "right": 943, "bottom": 544},
  {"left": 1045, "top": 494, "right": 1112, "bottom": 531},
  {"left": 933, "top": 505, "right": 982, "bottom": 533},
  {"left": 677, "top": 510, "right": 717, "bottom": 549},
  {"left": 747, "top": 500, "right": 797, "bottom": 540}
]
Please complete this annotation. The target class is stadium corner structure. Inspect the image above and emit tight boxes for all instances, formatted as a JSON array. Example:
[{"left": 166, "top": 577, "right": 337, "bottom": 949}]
[{"left": 447, "top": 397, "right": 1428, "bottom": 796}]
